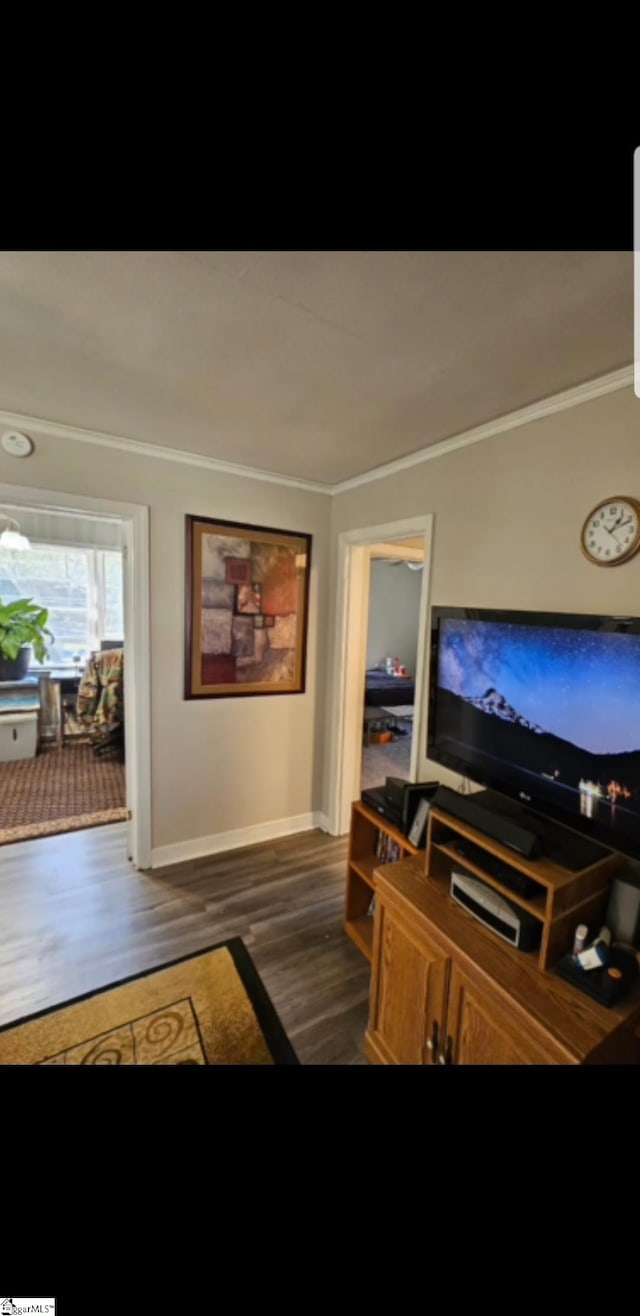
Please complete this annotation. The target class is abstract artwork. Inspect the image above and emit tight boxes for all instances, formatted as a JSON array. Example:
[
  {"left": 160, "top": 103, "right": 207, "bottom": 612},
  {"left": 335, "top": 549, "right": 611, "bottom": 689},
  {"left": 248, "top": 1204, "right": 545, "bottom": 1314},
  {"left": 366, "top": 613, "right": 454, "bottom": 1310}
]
[{"left": 185, "top": 516, "right": 312, "bottom": 698}]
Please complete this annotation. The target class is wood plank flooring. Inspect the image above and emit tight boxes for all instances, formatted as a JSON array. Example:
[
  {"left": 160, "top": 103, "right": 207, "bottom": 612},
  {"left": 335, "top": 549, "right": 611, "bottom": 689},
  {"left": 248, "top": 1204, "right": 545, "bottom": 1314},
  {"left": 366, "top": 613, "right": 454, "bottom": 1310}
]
[{"left": 0, "top": 822, "right": 371, "bottom": 1064}]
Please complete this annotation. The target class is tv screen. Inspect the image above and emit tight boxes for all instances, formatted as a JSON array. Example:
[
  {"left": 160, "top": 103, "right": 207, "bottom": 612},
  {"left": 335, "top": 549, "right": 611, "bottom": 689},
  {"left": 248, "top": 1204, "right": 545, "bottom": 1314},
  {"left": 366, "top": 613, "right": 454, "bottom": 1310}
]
[{"left": 427, "top": 607, "right": 640, "bottom": 861}]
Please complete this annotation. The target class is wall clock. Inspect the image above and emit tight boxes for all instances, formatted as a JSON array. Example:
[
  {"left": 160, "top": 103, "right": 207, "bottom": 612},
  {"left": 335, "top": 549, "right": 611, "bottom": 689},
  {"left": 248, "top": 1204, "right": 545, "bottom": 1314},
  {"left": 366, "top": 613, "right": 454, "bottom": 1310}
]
[{"left": 580, "top": 496, "right": 640, "bottom": 567}]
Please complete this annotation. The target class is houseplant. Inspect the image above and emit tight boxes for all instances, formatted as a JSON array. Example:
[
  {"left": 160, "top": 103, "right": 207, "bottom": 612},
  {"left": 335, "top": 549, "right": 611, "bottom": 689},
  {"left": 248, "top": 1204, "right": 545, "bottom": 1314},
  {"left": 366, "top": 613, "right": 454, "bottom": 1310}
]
[{"left": 0, "top": 596, "right": 54, "bottom": 681}]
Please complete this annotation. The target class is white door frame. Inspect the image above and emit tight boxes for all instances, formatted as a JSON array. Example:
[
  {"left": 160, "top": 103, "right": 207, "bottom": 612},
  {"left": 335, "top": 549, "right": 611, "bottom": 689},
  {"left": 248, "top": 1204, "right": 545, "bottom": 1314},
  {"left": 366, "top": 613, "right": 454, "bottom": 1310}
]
[
  {"left": 0, "top": 481, "right": 151, "bottom": 868},
  {"left": 328, "top": 514, "right": 434, "bottom": 836}
]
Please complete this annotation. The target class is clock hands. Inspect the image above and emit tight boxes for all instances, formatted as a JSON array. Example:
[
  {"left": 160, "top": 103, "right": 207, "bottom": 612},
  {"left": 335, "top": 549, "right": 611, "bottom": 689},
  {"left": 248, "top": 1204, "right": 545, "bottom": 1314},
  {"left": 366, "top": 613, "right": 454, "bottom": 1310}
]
[
  {"left": 610, "top": 518, "right": 633, "bottom": 543},
  {"left": 603, "top": 514, "right": 632, "bottom": 538}
]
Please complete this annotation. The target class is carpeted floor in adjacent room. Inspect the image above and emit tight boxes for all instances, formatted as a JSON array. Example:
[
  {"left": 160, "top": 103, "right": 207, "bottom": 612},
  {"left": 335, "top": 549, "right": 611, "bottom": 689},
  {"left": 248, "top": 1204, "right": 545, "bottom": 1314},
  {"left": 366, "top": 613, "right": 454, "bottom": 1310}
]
[
  {"left": 361, "top": 734, "right": 412, "bottom": 790},
  {"left": 0, "top": 742, "right": 127, "bottom": 845}
]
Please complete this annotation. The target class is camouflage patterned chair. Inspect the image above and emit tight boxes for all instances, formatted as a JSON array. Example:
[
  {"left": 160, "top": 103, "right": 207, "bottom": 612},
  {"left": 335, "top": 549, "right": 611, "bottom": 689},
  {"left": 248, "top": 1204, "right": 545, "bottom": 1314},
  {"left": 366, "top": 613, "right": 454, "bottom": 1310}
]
[{"left": 76, "top": 648, "right": 125, "bottom": 759}]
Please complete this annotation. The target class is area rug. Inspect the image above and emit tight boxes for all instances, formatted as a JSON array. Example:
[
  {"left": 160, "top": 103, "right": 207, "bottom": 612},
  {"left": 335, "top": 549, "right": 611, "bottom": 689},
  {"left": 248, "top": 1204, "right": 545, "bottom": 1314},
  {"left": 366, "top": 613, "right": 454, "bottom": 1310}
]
[
  {"left": 0, "top": 742, "right": 126, "bottom": 845},
  {"left": 0, "top": 939, "right": 298, "bottom": 1066}
]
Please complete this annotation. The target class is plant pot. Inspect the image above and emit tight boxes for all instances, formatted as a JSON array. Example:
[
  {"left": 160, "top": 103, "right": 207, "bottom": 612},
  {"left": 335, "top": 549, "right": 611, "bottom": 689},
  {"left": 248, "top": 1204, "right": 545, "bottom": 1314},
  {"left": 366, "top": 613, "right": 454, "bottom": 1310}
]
[{"left": 0, "top": 645, "right": 32, "bottom": 682}]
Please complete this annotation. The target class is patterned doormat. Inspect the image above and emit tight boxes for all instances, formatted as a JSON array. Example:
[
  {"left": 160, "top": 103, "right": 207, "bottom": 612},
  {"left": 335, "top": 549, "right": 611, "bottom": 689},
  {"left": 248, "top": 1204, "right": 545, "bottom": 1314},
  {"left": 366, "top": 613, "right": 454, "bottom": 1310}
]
[
  {"left": 0, "top": 939, "right": 298, "bottom": 1065},
  {"left": 0, "top": 742, "right": 126, "bottom": 845}
]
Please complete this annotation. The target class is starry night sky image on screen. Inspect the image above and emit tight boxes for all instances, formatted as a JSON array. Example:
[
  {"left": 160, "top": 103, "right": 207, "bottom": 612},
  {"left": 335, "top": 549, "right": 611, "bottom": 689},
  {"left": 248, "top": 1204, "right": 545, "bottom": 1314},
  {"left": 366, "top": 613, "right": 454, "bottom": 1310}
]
[{"left": 434, "top": 619, "right": 640, "bottom": 831}]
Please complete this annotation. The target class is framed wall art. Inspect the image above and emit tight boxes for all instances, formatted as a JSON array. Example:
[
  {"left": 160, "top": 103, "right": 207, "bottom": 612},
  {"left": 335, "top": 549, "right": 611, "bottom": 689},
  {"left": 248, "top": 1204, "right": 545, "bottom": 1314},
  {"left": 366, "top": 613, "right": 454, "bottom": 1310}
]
[{"left": 185, "top": 515, "right": 312, "bottom": 699}]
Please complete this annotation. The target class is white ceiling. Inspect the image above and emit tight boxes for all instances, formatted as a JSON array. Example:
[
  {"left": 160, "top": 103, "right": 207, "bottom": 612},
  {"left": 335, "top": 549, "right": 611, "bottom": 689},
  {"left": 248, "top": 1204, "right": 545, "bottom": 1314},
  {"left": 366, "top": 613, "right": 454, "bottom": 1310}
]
[{"left": 0, "top": 250, "right": 632, "bottom": 484}]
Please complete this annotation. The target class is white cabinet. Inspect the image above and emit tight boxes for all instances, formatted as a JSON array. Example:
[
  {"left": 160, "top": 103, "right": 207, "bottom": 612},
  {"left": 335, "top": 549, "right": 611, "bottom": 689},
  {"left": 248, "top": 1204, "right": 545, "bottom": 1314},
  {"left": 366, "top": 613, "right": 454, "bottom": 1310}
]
[{"left": 0, "top": 711, "right": 38, "bottom": 761}]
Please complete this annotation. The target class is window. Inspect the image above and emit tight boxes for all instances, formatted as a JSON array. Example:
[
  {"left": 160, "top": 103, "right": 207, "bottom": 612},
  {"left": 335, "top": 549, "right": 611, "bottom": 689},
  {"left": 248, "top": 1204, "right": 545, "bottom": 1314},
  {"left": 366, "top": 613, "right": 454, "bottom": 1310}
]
[
  {"left": 102, "top": 550, "right": 125, "bottom": 640},
  {"left": 0, "top": 544, "right": 124, "bottom": 667}
]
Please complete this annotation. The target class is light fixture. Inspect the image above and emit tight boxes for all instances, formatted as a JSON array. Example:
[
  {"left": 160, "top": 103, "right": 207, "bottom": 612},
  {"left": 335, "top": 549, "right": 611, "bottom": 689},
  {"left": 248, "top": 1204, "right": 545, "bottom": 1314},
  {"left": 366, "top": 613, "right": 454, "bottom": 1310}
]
[{"left": 0, "top": 515, "right": 31, "bottom": 551}]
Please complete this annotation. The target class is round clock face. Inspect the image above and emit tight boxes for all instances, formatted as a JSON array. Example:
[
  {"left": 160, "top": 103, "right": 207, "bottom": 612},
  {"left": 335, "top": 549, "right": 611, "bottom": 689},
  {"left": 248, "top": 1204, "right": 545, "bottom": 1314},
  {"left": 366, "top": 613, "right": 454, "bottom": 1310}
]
[{"left": 581, "top": 497, "right": 640, "bottom": 567}]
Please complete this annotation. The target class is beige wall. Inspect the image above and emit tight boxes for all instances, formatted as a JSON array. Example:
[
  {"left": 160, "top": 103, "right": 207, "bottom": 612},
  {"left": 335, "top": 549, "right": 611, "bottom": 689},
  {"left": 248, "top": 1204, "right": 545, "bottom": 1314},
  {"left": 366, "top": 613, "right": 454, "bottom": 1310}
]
[
  {"left": 366, "top": 559, "right": 422, "bottom": 675},
  {"left": 0, "top": 436, "right": 330, "bottom": 851},
  {"left": 5, "top": 384, "right": 638, "bottom": 850},
  {"left": 328, "top": 386, "right": 640, "bottom": 805}
]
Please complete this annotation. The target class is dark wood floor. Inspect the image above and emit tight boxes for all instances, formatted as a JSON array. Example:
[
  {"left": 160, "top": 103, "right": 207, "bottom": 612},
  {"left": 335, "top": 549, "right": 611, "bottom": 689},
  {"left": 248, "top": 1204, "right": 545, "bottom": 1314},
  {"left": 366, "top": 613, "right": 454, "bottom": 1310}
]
[{"left": 0, "top": 822, "right": 371, "bottom": 1064}]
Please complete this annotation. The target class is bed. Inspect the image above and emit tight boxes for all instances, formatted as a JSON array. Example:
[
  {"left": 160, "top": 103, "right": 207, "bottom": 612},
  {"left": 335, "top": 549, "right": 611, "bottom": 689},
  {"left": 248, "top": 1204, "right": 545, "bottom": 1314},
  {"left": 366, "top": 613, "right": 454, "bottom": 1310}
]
[{"left": 364, "top": 670, "right": 415, "bottom": 708}]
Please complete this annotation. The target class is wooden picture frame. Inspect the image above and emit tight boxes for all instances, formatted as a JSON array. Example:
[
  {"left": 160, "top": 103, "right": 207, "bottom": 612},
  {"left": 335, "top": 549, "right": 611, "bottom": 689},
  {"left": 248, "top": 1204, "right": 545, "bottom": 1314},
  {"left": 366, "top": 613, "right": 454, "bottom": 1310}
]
[{"left": 185, "top": 515, "right": 312, "bottom": 699}]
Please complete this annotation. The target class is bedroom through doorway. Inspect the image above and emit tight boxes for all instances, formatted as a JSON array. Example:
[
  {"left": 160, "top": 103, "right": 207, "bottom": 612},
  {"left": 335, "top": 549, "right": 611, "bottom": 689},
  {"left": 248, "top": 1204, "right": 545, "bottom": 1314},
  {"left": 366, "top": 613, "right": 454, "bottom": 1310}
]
[
  {"left": 328, "top": 514, "right": 433, "bottom": 838},
  {"left": 361, "top": 540, "right": 424, "bottom": 790}
]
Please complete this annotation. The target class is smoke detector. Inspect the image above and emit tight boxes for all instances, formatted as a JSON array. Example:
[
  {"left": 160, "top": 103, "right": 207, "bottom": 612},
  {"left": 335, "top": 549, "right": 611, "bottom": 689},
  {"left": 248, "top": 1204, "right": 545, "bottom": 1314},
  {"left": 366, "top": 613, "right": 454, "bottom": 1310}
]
[{"left": 2, "top": 431, "right": 34, "bottom": 457}]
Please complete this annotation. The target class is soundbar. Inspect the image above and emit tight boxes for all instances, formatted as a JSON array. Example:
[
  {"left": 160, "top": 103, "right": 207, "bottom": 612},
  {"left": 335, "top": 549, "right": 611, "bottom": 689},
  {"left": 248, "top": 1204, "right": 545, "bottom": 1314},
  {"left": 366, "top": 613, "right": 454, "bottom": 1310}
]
[{"left": 431, "top": 784, "right": 540, "bottom": 858}]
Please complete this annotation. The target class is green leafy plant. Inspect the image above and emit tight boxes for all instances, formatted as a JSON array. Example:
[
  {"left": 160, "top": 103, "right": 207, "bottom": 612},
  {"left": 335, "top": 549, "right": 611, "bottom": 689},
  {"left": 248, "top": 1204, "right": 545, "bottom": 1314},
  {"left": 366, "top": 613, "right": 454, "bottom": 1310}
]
[{"left": 0, "top": 596, "right": 54, "bottom": 663}]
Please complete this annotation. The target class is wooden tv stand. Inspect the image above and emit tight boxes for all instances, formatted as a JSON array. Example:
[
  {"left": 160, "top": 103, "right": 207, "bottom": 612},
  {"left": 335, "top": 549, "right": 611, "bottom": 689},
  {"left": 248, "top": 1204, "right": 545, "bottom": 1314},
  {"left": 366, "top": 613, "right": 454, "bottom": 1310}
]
[
  {"left": 364, "top": 803, "right": 640, "bottom": 1065},
  {"left": 345, "top": 800, "right": 420, "bottom": 961}
]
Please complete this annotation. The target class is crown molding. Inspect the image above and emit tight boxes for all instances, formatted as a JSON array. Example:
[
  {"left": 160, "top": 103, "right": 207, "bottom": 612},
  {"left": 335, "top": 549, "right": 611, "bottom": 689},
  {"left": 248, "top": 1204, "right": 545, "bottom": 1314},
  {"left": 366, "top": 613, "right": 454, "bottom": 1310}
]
[
  {"left": 0, "top": 365, "right": 633, "bottom": 498},
  {"left": 331, "top": 365, "right": 635, "bottom": 494},
  {"left": 0, "top": 408, "right": 332, "bottom": 495}
]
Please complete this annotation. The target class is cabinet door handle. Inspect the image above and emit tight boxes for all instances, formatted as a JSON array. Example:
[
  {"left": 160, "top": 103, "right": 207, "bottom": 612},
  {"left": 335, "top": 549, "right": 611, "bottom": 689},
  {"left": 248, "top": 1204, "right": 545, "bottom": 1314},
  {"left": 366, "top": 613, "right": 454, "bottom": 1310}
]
[
  {"left": 438, "top": 1035, "right": 454, "bottom": 1066},
  {"left": 425, "top": 1019, "right": 439, "bottom": 1063}
]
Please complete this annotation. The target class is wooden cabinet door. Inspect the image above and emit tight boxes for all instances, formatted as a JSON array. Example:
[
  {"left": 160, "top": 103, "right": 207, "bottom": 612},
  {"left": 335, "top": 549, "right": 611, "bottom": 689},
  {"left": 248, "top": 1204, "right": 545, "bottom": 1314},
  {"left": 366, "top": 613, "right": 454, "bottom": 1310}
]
[
  {"left": 368, "top": 903, "right": 450, "bottom": 1065},
  {"left": 446, "top": 962, "right": 569, "bottom": 1065}
]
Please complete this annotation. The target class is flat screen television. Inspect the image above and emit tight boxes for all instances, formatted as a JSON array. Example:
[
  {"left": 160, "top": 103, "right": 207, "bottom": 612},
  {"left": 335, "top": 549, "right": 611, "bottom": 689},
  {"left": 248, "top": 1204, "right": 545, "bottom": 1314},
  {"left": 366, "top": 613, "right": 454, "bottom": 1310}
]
[{"left": 427, "top": 606, "right": 640, "bottom": 862}]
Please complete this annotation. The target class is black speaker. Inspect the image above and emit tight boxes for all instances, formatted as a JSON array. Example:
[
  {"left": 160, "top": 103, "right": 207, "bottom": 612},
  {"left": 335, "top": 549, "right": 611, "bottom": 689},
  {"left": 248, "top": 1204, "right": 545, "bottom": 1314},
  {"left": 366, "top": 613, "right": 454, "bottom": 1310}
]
[
  {"left": 605, "top": 871, "right": 640, "bottom": 947},
  {"left": 431, "top": 785, "right": 540, "bottom": 858}
]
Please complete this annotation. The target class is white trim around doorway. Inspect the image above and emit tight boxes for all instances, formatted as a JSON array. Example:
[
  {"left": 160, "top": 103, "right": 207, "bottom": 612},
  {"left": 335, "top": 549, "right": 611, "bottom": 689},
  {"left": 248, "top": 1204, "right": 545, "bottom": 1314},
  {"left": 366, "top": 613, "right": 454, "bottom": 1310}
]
[
  {"left": 327, "top": 514, "right": 434, "bottom": 836},
  {"left": 0, "top": 481, "right": 151, "bottom": 869}
]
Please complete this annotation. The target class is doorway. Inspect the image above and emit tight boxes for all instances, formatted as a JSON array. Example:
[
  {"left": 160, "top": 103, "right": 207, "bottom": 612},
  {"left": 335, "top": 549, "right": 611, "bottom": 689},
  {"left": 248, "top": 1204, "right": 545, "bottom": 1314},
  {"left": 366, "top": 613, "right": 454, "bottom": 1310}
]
[
  {"left": 0, "top": 502, "right": 127, "bottom": 844},
  {"left": 329, "top": 515, "right": 433, "bottom": 836},
  {"left": 361, "top": 539, "right": 425, "bottom": 790},
  {"left": 0, "top": 482, "right": 150, "bottom": 868}
]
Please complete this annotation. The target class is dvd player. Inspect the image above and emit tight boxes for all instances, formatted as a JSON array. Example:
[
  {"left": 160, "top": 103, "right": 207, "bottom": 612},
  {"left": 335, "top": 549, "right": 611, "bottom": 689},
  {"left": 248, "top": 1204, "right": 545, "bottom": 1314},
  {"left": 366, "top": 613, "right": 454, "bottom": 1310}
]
[
  {"left": 448, "top": 837, "right": 539, "bottom": 899},
  {"left": 361, "top": 778, "right": 439, "bottom": 836},
  {"left": 361, "top": 786, "right": 402, "bottom": 829}
]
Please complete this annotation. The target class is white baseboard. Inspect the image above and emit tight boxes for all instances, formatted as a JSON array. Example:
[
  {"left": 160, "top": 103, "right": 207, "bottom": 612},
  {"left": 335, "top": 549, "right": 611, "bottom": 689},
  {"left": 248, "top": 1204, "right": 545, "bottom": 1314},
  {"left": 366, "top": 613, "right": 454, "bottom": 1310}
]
[
  {"left": 315, "top": 812, "right": 331, "bottom": 834},
  {"left": 151, "top": 811, "right": 326, "bottom": 869}
]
